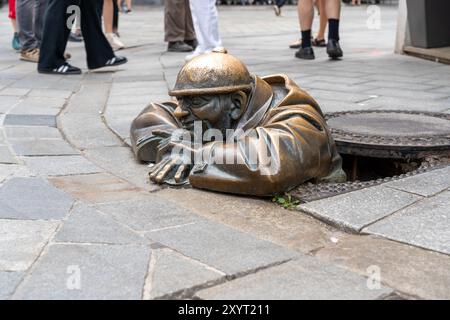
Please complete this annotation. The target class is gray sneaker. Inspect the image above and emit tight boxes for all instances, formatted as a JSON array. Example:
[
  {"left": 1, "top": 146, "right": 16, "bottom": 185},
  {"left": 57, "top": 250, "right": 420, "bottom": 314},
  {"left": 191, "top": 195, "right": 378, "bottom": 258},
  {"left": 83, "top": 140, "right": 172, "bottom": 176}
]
[{"left": 168, "top": 41, "right": 193, "bottom": 53}]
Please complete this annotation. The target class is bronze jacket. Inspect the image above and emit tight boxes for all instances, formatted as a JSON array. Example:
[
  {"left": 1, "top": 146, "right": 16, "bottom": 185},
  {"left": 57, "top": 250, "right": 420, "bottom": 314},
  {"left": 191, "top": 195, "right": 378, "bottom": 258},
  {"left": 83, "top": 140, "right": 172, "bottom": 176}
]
[{"left": 131, "top": 74, "right": 345, "bottom": 196}]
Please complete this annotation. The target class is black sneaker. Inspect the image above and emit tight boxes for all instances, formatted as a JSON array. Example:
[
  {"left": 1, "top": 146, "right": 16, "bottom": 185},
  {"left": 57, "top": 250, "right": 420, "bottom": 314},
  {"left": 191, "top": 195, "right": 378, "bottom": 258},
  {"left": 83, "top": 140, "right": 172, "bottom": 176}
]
[
  {"left": 90, "top": 56, "right": 128, "bottom": 70},
  {"left": 168, "top": 41, "right": 193, "bottom": 52},
  {"left": 184, "top": 39, "right": 198, "bottom": 50},
  {"left": 38, "top": 62, "right": 82, "bottom": 75},
  {"left": 327, "top": 39, "right": 343, "bottom": 60},
  {"left": 295, "top": 46, "right": 315, "bottom": 60}
]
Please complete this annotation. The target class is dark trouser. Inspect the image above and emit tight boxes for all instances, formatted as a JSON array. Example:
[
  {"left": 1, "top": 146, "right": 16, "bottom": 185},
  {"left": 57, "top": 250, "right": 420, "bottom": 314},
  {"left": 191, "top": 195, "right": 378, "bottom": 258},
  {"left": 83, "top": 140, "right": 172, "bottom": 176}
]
[
  {"left": 276, "top": 0, "right": 286, "bottom": 7},
  {"left": 38, "top": 0, "right": 114, "bottom": 70},
  {"left": 16, "top": 0, "right": 47, "bottom": 50},
  {"left": 164, "top": 0, "right": 196, "bottom": 42}
]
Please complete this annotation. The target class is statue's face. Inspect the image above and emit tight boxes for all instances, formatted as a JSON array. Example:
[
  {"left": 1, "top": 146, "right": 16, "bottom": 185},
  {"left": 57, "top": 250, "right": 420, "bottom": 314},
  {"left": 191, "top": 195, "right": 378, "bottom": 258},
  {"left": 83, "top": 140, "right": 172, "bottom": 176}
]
[{"left": 176, "top": 94, "right": 236, "bottom": 133}]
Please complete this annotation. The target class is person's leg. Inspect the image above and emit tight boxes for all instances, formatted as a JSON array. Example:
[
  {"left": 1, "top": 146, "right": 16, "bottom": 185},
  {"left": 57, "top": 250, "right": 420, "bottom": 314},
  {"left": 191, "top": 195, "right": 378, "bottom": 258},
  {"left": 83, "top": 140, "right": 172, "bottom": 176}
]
[
  {"left": 325, "top": 0, "right": 343, "bottom": 59},
  {"left": 104, "top": 0, "right": 124, "bottom": 50},
  {"left": 79, "top": 0, "right": 116, "bottom": 69},
  {"left": 299, "top": 0, "right": 314, "bottom": 47},
  {"left": 16, "top": 0, "right": 37, "bottom": 50},
  {"left": 189, "top": 0, "right": 208, "bottom": 53},
  {"left": 208, "top": 0, "right": 221, "bottom": 49},
  {"left": 113, "top": 0, "right": 119, "bottom": 32},
  {"left": 35, "top": 0, "right": 47, "bottom": 46},
  {"left": 125, "top": 0, "right": 131, "bottom": 10},
  {"left": 184, "top": 0, "right": 196, "bottom": 42},
  {"left": 165, "top": 0, "right": 185, "bottom": 43},
  {"left": 103, "top": 0, "right": 114, "bottom": 33},
  {"left": 9, "top": 0, "right": 17, "bottom": 31},
  {"left": 38, "top": 0, "right": 73, "bottom": 70},
  {"left": 316, "top": 0, "right": 327, "bottom": 41},
  {"left": 295, "top": 0, "right": 315, "bottom": 59}
]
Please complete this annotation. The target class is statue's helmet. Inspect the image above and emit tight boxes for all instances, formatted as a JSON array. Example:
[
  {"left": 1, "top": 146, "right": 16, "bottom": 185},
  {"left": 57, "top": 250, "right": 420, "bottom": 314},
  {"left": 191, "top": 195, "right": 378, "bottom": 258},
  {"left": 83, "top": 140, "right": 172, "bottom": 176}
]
[{"left": 168, "top": 48, "right": 253, "bottom": 97}]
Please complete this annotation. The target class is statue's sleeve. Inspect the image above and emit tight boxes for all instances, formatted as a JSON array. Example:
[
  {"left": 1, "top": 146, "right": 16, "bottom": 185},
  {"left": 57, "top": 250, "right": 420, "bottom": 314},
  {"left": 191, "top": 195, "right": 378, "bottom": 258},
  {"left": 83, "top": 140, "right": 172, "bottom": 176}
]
[
  {"left": 189, "top": 104, "right": 344, "bottom": 196},
  {"left": 130, "top": 101, "right": 180, "bottom": 162}
]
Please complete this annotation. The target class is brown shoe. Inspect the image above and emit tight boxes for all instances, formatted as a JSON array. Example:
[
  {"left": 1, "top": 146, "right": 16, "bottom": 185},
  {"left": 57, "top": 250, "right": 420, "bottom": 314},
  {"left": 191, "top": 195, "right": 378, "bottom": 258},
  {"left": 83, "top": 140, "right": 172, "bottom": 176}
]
[{"left": 20, "top": 48, "right": 40, "bottom": 63}]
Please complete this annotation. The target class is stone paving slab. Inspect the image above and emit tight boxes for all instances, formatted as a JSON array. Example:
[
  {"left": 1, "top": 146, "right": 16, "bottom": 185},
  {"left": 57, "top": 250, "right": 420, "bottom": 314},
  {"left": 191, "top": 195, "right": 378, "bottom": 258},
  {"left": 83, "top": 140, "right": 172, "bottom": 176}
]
[
  {"left": 298, "top": 186, "right": 422, "bottom": 232},
  {"left": 13, "top": 243, "right": 151, "bottom": 300},
  {"left": 55, "top": 203, "right": 147, "bottom": 245},
  {"left": 384, "top": 166, "right": 450, "bottom": 197},
  {"left": 0, "top": 272, "right": 24, "bottom": 299},
  {"left": 48, "top": 173, "right": 143, "bottom": 203},
  {"left": 146, "top": 220, "right": 298, "bottom": 276},
  {"left": 0, "top": 177, "right": 74, "bottom": 220},
  {"left": 364, "top": 191, "right": 450, "bottom": 255},
  {"left": 95, "top": 197, "right": 200, "bottom": 232},
  {"left": 0, "top": 219, "right": 58, "bottom": 271},
  {"left": 196, "top": 257, "right": 392, "bottom": 300},
  {"left": 147, "top": 248, "right": 224, "bottom": 299},
  {"left": 0, "top": 164, "right": 32, "bottom": 183},
  {"left": 24, "top": 155, "right": 102, "bottom": 176},
  {"left": 3, "top": 114, "right": 56, "bottom": 127},
  {"left": 11, "top": 139, "right": 79, "bottom": 156},
  {"left": 315, "top": 234, "right": 450, "bottom": 300},
  {"left": 5, "top": 126, "right": 61, "bottom": 140},
  {"left": 0, "top": 145, "right": 17, "bottom": 164}
]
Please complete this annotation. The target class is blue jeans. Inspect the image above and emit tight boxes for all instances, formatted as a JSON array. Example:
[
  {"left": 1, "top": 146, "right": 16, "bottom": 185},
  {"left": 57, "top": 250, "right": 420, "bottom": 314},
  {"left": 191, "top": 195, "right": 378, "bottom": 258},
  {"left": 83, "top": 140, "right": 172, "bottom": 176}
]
[{"left": 276, "top": 0, "right": 286, "bottom": 7}]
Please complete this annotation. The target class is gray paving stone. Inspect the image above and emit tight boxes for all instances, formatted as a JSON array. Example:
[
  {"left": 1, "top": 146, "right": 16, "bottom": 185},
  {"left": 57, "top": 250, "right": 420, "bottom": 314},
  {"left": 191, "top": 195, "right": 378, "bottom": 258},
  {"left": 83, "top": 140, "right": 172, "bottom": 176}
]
[
  {"left": 28, "top": 89, "right": 73, "bottom": 99},
  {"left": 147, "top": 248, "right": 224, "bottom": 299},
  {"left": 55, "top": 203, "right": 147, "bottom": 244},
  {"left": 5, "top": 126, "right": 61, "bottom": 140},
  {"left": 9, "top": 105, "right": 61, "bottom": 116},
  {"left": 11, "top": 140, "right": 79, "bottom": 156},
  {"left": 0, "top": 272, "right": 24, "bottom": 299},
  {"left": 95, "top": 197, "right": 199, "bottom": 232},
  {"left": 364, "top": 192, "right": 450, "bottom": 255},
  {"left": 24, "top": 156, "right": 102, "bottom": 176},
  {"left": 362, "top": 87, "right": 449, "bottom": 101},
  {"left": 196, "top": 258, "right": 392, "bottom": 300},
  {"left": 385, "top": 166, "right": 450, "bottom": 197},
  {"left": 298, "top": 186, "right": 422, "bottom": 232},
  {"left": 0, "top": 219, "right": 58, "bottom": 271},
  {"left": 13, "top": 243, "right": 151, "bottom": 300},
  {"left": 0, "top": 146, "right": 18, "bottom": 164},
  {"left": 3, "top": 114, "right": 56, "bottom": 127},
  {"left": 146, "top": 220, "right": 298, "bottom": 275},
  {"left": 0, "top": 177, "right": 74, "bottom": 220},
  {"left": 0, "top": 96, "right": 21, "bottom": 114},
  {"left": 0, "top": 164, "right": 32, "bottom": 183},
  {"left": 0, "top": 87, "right": 30, "bottom": 96}
]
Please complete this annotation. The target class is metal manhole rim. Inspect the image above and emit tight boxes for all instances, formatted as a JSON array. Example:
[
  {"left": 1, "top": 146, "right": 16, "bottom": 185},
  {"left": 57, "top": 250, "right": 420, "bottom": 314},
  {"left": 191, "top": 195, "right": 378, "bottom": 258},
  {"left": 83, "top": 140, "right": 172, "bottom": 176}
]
[{"left": 325, "top": 110, "right": 450, "bottom": 148}]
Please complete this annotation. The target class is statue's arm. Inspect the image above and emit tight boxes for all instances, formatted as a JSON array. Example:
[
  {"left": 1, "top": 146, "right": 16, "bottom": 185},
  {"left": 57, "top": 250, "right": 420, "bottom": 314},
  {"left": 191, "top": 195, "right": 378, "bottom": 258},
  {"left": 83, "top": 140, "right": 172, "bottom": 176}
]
[
  {"left": 130, "top": 101, "right": 180, "bottom": 162},
  {"left": 189, "top": 105, "right": 344, "bottom": 196}
]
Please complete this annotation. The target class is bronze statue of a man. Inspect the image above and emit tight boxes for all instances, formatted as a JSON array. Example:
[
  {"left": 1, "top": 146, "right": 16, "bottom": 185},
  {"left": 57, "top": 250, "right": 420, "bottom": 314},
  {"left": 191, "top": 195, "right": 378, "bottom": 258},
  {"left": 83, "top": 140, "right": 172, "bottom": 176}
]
[{"left": 130, "top": 48, "right": 346, "bottom": 196}]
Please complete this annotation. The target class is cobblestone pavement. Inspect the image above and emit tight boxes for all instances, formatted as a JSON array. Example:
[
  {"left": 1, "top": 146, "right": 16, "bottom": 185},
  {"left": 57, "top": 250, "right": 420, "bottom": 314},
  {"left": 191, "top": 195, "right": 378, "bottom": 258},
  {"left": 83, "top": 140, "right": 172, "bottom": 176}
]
[{"left": 1, "top": 5, "right": 450, "bottom": 300}]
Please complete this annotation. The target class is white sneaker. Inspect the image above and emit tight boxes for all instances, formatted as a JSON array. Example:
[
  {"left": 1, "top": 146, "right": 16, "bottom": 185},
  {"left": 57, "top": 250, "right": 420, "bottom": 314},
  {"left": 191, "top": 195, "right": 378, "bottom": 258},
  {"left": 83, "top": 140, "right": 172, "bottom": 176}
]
[{"left": 106, "top": 33, "right": 125, "bottom": 51}]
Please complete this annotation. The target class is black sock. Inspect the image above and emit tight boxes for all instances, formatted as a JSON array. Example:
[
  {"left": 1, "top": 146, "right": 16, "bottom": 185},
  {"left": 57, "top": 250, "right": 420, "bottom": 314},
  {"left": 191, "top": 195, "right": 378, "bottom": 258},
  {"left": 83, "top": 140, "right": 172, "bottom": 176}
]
[
  {"left": 328, "top": 19, "right": 340, "bottom": 41},
  {"left": 301, "top": 30, "right": 312, "bottom": 48}
]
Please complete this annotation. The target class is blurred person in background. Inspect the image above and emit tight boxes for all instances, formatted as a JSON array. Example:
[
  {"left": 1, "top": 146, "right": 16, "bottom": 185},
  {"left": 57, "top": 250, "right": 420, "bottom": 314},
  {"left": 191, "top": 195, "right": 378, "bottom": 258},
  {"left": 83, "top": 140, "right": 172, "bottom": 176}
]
[
  {"left": 118, "top": 0, "right": 132, "bottom": 13},
  {"left": 290, "top": 0, "right": 327, "bottom": 49},
  {"left": 187, "top": 0, "right": 221, "bottom": 61},
  {"left": 164, "top": 0, "right": 197, "bottom": 52},
  {"left": 104, "top": 0, "right": 125, "bottom": 50},
  {"left": 38, "top": 0, "right": 127, "bottom": 75},
  {"left": 273, "top": 0, "right": 286, "bottom": 16},
  {"left": 16, "top": 0, "right": 47, "bottom": 62},
  {"left": 295, "top": 0, "right": 342, "bottom": 60},
  {"left": 8, "top": 0, "right": 21, "bottom": 50}
]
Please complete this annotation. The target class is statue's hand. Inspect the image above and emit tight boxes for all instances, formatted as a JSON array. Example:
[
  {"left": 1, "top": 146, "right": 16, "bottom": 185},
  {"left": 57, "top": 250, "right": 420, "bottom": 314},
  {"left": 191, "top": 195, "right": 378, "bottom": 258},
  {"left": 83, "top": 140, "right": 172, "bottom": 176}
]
[{"left": 149, "top": 154, "right": 192, "bottom": 185}]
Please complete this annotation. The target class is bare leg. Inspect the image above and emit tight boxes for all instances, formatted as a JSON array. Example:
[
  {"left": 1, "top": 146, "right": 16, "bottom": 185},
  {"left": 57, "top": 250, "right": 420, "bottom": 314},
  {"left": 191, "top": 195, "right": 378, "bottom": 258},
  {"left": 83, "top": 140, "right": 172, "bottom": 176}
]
[
  {"left": 325, "top": 0, "right": 341, "bottom": 20},
  {"left": 11, "top": 19, "right": 17, "bottom": 33},
  {"left": 298, "top": 0, "right": 314, "bottom": 31},
  {"left": 316, "top": 0, "right": 327, "bottom": 40},
  {"left": 126, "top": 0, "right": 132, "bottom": 10},
  {"left": 103, "top": 0, "right": 114, "bottom": 33}
]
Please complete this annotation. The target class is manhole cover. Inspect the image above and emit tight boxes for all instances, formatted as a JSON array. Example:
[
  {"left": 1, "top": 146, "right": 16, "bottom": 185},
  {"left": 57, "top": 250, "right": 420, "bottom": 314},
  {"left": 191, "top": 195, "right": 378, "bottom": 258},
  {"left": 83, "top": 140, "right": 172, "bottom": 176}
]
[
  {"left": 326, "top": 110, "right": 450, "bottom": 159},
  {"left": 289, "top": 110, "right": 450, "bottom": 203}
]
